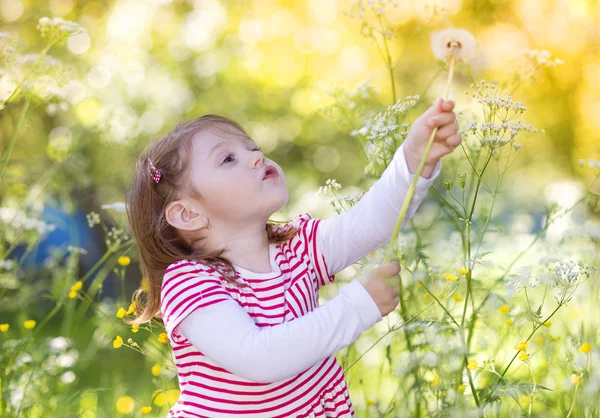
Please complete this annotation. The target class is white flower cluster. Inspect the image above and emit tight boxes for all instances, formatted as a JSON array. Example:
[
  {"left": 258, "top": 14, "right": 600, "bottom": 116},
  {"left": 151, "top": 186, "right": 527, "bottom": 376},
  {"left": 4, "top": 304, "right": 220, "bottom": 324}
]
[
  {"left": 328, "top": 192, "right": 365, "bottom": 215},
  {"left": 37, "top": 17, "right": 85, "bottom": 41},
  {"left": 101, "top": 202, "right": 127, "bottom": 213},
  {"left": 351, "top": 95, "right": 419, "bottom": 177},
  {"left": 539, "top": 257, "right": 596, "bottom": 303},
  {"left": 473, "top": 80, "right": 527, "bottom": 113},
  {"left": 316, "top": 179, "right": 342, "bottom": 197},
  {"left": 320, "top": 77, "right": 379, "bottom": 125},
  {"left": 0, "top": 33, "right": 18, "bottom": 69},
  {"left": 346, "top": 0, "right": 400, "bottom": 19},
  {"left": 0, "top": 207, "right": 56, "bottom": 236},
  {"left": 105, "top": 226, "right": 130, "bottom": 250},
  {"left": 460, "top": 81, "right": 539, "bottom": 151},
  {"left": 577, "top": 158, "right": 600, "bottom": 169},
  {"left": 86, "top": 211, "right": 100, "bottom": 228},
  {"left": 0, "top": 258, "right": 16, "bottom": 271},
  {"left": 67, "top": 245, "right": 88, "bottom": 255},
  {"left": 523, "top": 49, "right": 564, "bottom": 68}
]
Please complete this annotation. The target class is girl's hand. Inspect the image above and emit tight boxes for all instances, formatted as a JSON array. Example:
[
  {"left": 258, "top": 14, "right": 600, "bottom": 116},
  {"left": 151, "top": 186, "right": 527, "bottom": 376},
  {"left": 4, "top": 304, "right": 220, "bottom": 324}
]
[
  {"left": 403, "top": 98, "right": 462, "bottom": 177},
  {"left": 357, "top": 262, "right": 401, "bottom": 317}
]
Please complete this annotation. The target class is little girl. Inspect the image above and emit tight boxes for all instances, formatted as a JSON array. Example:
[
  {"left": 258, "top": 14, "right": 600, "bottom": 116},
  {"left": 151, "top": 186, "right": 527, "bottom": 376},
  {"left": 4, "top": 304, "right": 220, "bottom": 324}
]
[{"left": 127, "top": 98, "right": 461, "bottom": 417}]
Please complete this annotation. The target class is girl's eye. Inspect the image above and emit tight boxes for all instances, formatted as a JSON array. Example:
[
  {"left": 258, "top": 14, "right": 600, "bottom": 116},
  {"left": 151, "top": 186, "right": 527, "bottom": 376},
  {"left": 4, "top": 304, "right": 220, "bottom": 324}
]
[{"left": 221, "top": 147, "right": 261, "bottom": 164}]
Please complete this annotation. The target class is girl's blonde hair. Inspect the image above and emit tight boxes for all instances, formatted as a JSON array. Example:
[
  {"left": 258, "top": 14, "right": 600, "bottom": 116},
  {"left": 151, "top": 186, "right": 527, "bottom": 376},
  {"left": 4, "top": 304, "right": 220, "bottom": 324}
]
[{"left": 125, "top": 114, "right": 298, "bottom": 325}]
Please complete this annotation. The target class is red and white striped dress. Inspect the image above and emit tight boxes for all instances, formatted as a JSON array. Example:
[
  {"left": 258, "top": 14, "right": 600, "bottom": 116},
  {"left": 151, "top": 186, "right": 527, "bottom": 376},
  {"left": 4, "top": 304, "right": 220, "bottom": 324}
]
[{"left": 160, "top": 213, "right": 354, "bottom": 417}]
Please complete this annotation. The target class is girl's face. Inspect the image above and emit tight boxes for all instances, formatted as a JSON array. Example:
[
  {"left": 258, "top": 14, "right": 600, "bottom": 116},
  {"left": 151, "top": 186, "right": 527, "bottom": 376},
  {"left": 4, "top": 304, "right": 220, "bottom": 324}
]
[{"left": 188, "top": 129, "right": 288, "bottom": 224}]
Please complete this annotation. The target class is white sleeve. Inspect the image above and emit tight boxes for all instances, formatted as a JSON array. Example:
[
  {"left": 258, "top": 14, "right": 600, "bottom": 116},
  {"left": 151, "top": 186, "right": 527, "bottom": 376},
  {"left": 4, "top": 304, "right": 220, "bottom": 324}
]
[
  {"left": 178, "top": 280, "right": 382, "bottom": 383},
  {"left": 318, "top": 141, "right": 442, "bottom": 275}
]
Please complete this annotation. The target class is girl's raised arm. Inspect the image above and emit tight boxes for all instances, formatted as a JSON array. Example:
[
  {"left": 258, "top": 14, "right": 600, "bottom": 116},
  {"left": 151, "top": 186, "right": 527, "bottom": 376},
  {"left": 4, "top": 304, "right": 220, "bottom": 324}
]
[
  {"left": 317, "top": 141, "right": 442, "bottom": 277},
  {"left": 178, "top": 279, "right": 381, "bottom": 383}
]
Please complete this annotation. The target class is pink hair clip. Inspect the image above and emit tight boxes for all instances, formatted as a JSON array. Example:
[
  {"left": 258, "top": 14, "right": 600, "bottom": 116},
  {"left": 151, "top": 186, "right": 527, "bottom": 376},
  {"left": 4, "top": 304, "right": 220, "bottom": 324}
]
[{"left": 148, "top": 157, "right": 161, "bottom": 183}]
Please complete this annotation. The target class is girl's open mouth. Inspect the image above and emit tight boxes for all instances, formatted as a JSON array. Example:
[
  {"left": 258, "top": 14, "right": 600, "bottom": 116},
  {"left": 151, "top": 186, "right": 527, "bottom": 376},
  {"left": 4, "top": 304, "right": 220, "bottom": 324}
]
[{"left": 263, "top": 166, "right": 280, "bottom": 180}]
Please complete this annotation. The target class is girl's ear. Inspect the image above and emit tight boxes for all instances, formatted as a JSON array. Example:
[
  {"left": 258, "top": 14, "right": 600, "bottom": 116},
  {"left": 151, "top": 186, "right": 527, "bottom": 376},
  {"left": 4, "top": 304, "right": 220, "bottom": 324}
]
[{"left": 165, "top": 199, "right": 208, "bottom": 232}]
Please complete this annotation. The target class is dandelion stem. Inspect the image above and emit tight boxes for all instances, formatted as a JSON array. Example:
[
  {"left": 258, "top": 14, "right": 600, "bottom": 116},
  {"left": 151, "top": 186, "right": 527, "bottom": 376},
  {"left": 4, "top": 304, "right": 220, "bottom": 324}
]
[{"left": 384, "top": 57, "right": 456, "bottom": 264}]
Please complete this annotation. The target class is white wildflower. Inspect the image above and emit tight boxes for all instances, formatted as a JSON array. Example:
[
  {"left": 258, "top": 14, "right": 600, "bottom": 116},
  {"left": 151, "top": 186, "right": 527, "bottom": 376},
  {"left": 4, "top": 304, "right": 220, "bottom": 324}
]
[
  {"left": 101, "top": 202, "right": 127, "bottom": 212},
  {"left": 316, "top": 179, "right": 342, "bottom": 197},
  {"left": 86, "top": 211, "right": 101, "bottom": 228},
  {"left": 328, "top": 192, "right": 365, "bottom": 215},
  {"left": 37, "top": 17, "right": 86, "bottom": 41},
  {"left": 430, "top": 27, "right": 477, "bottom": 63}
]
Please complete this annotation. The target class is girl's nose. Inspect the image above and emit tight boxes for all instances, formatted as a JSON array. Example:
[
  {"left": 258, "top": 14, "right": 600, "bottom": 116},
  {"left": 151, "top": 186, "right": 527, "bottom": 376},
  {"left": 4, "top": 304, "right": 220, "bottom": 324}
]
[{"left": 251, "top": 151, "right": 265, "bottom": 169}]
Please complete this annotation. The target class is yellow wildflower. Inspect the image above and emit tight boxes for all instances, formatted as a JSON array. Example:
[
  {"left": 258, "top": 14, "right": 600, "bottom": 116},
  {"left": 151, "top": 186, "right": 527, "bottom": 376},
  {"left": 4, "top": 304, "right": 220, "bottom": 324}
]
[
  {"left": 571, "top": 374, "right": 583, "bottom": 386},
  {"left": 23, "top": 320, "right": 36, "bottom": 329},
  {"left": 153, "top": 391, "right": 167, "bottom": 407},
  {"left": 0, "top": 323, "right": 9, "bottom": 332},
  {"left": 157, "top": 332, "right": 169, "bottom": 344},
  {"left": 543, "top": 321, "right": 552, "bottom": 327},
  {"left": 153, "top": 389, "right": 180, "bottom": 407},
  {"left": 515, "top": 341, "right": 528, "bottom": 351},
  {"left": 72, "top": 281, "right": 83, "bottom": 291},
  {"left": 126, "top": 301, "right": 136, "bottom": 315},
  {"left": 141, "top": 406, "right": 152, "bottom": 414},
  {"left": 423, "top": 294, "right": 430, "bottom": 302},
  {"left": 443, "top": 273, "right": 458, "bottom": 281},
  {"left": 458, "top": 268, "right": 469, "bottom": 275},
  {"left": 116, "top": 307, "right": 127, "bottom": 319},
  {"left": 131, "top": 324, "right": 139, "bottom": 333},
  {"left": 457, "top": 384, "right": 466, "bottom": 393},
  {"left": 366, "top": 399, "right": 375, "bottom": 406},
  {"left": 118, "top": 256, "right": 131, "bottom": 267},
  {"left": 518, "top": 351, "right": 529, "bottom": 362},
  {"left": 151, "top": 364, "right": 161, "bottom": 377},
  {"left": 431, "top": 375, "right": 441, "bottom": 387},
  {"left": 113, "top": 335, "right": 123, "bottom": 349},
  {"left": 116, "top": 396, "right": 134, "bottom": 414},
  {"left": 535, "top": 336, "right": 544, "bottom": 345},
  {"left": 580, "top": 342, "right": 591, "bottom": 354},
  {"left": 548, "top": 333, "right": 560, "bottom": 342},
  {"left": 452, "top": 293, "right": 464, "bottom": 302},
  {"left": 506, "top": 319, "right": 513, "bottom": 326},
  {"left": 467, "top": 359, "right": 478, "bottom": 370},
  {"left": 499, "top": 305, "right": 510, "bottom": 314},
  {"left": 69, "top": 290, "right": 78, "bottom": 299}
]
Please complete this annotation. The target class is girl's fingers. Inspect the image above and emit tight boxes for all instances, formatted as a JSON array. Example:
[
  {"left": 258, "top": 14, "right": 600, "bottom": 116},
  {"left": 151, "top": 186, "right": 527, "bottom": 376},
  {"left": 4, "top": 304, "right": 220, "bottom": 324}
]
[
  {"left": 442, "top": 100, "right": 455, "bottom": 111},
  {"left": 445, "top": 133, "right": 462, "bottom": 147},
  {"left": 434, "top": 122, "right": 459, "bottom": 140},
  {"left": 428, "top": 112, "right": 456, "bottom": 128}
]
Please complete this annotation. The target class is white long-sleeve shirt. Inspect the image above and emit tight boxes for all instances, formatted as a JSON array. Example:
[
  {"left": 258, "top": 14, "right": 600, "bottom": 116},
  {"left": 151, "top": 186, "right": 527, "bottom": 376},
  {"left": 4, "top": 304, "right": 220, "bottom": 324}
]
[
  {"left": 176, "top": 141, "right": 441, "bottom": 380},
  {"left": 161, "top": 141, "right": 441, "bottom": 417}
]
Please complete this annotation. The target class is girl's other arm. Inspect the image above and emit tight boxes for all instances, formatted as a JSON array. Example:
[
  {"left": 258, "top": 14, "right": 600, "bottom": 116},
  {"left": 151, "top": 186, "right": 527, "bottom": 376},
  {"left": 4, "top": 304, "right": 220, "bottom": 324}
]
[
  {"left": 178, "top": 279, "right": 381, "bottom": 383},
  {"left": 318, "top": 141, "right": 442, "bottom": 276}
]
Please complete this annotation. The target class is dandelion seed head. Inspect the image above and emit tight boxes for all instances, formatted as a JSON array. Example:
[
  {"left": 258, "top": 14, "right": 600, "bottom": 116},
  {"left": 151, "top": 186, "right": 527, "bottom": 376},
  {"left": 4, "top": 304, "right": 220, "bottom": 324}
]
[{"left": 430, "top": 27, "right": 477, "bottom": 63}]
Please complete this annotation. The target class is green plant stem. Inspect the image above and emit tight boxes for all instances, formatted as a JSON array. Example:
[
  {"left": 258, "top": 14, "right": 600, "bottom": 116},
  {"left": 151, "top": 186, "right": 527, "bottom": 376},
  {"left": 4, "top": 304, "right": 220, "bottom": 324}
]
[
  {"left": 0, "top": 97, "right": 31, "bottom": 189},
  {"left": 343, "top": 303, "right": 433, "bottom": 373},
  {"left": 565, "top": 380, "right": 580, "bottom": 418},
  {"left": 482, "top": 303, "right": 562, "bottom": 408}
]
